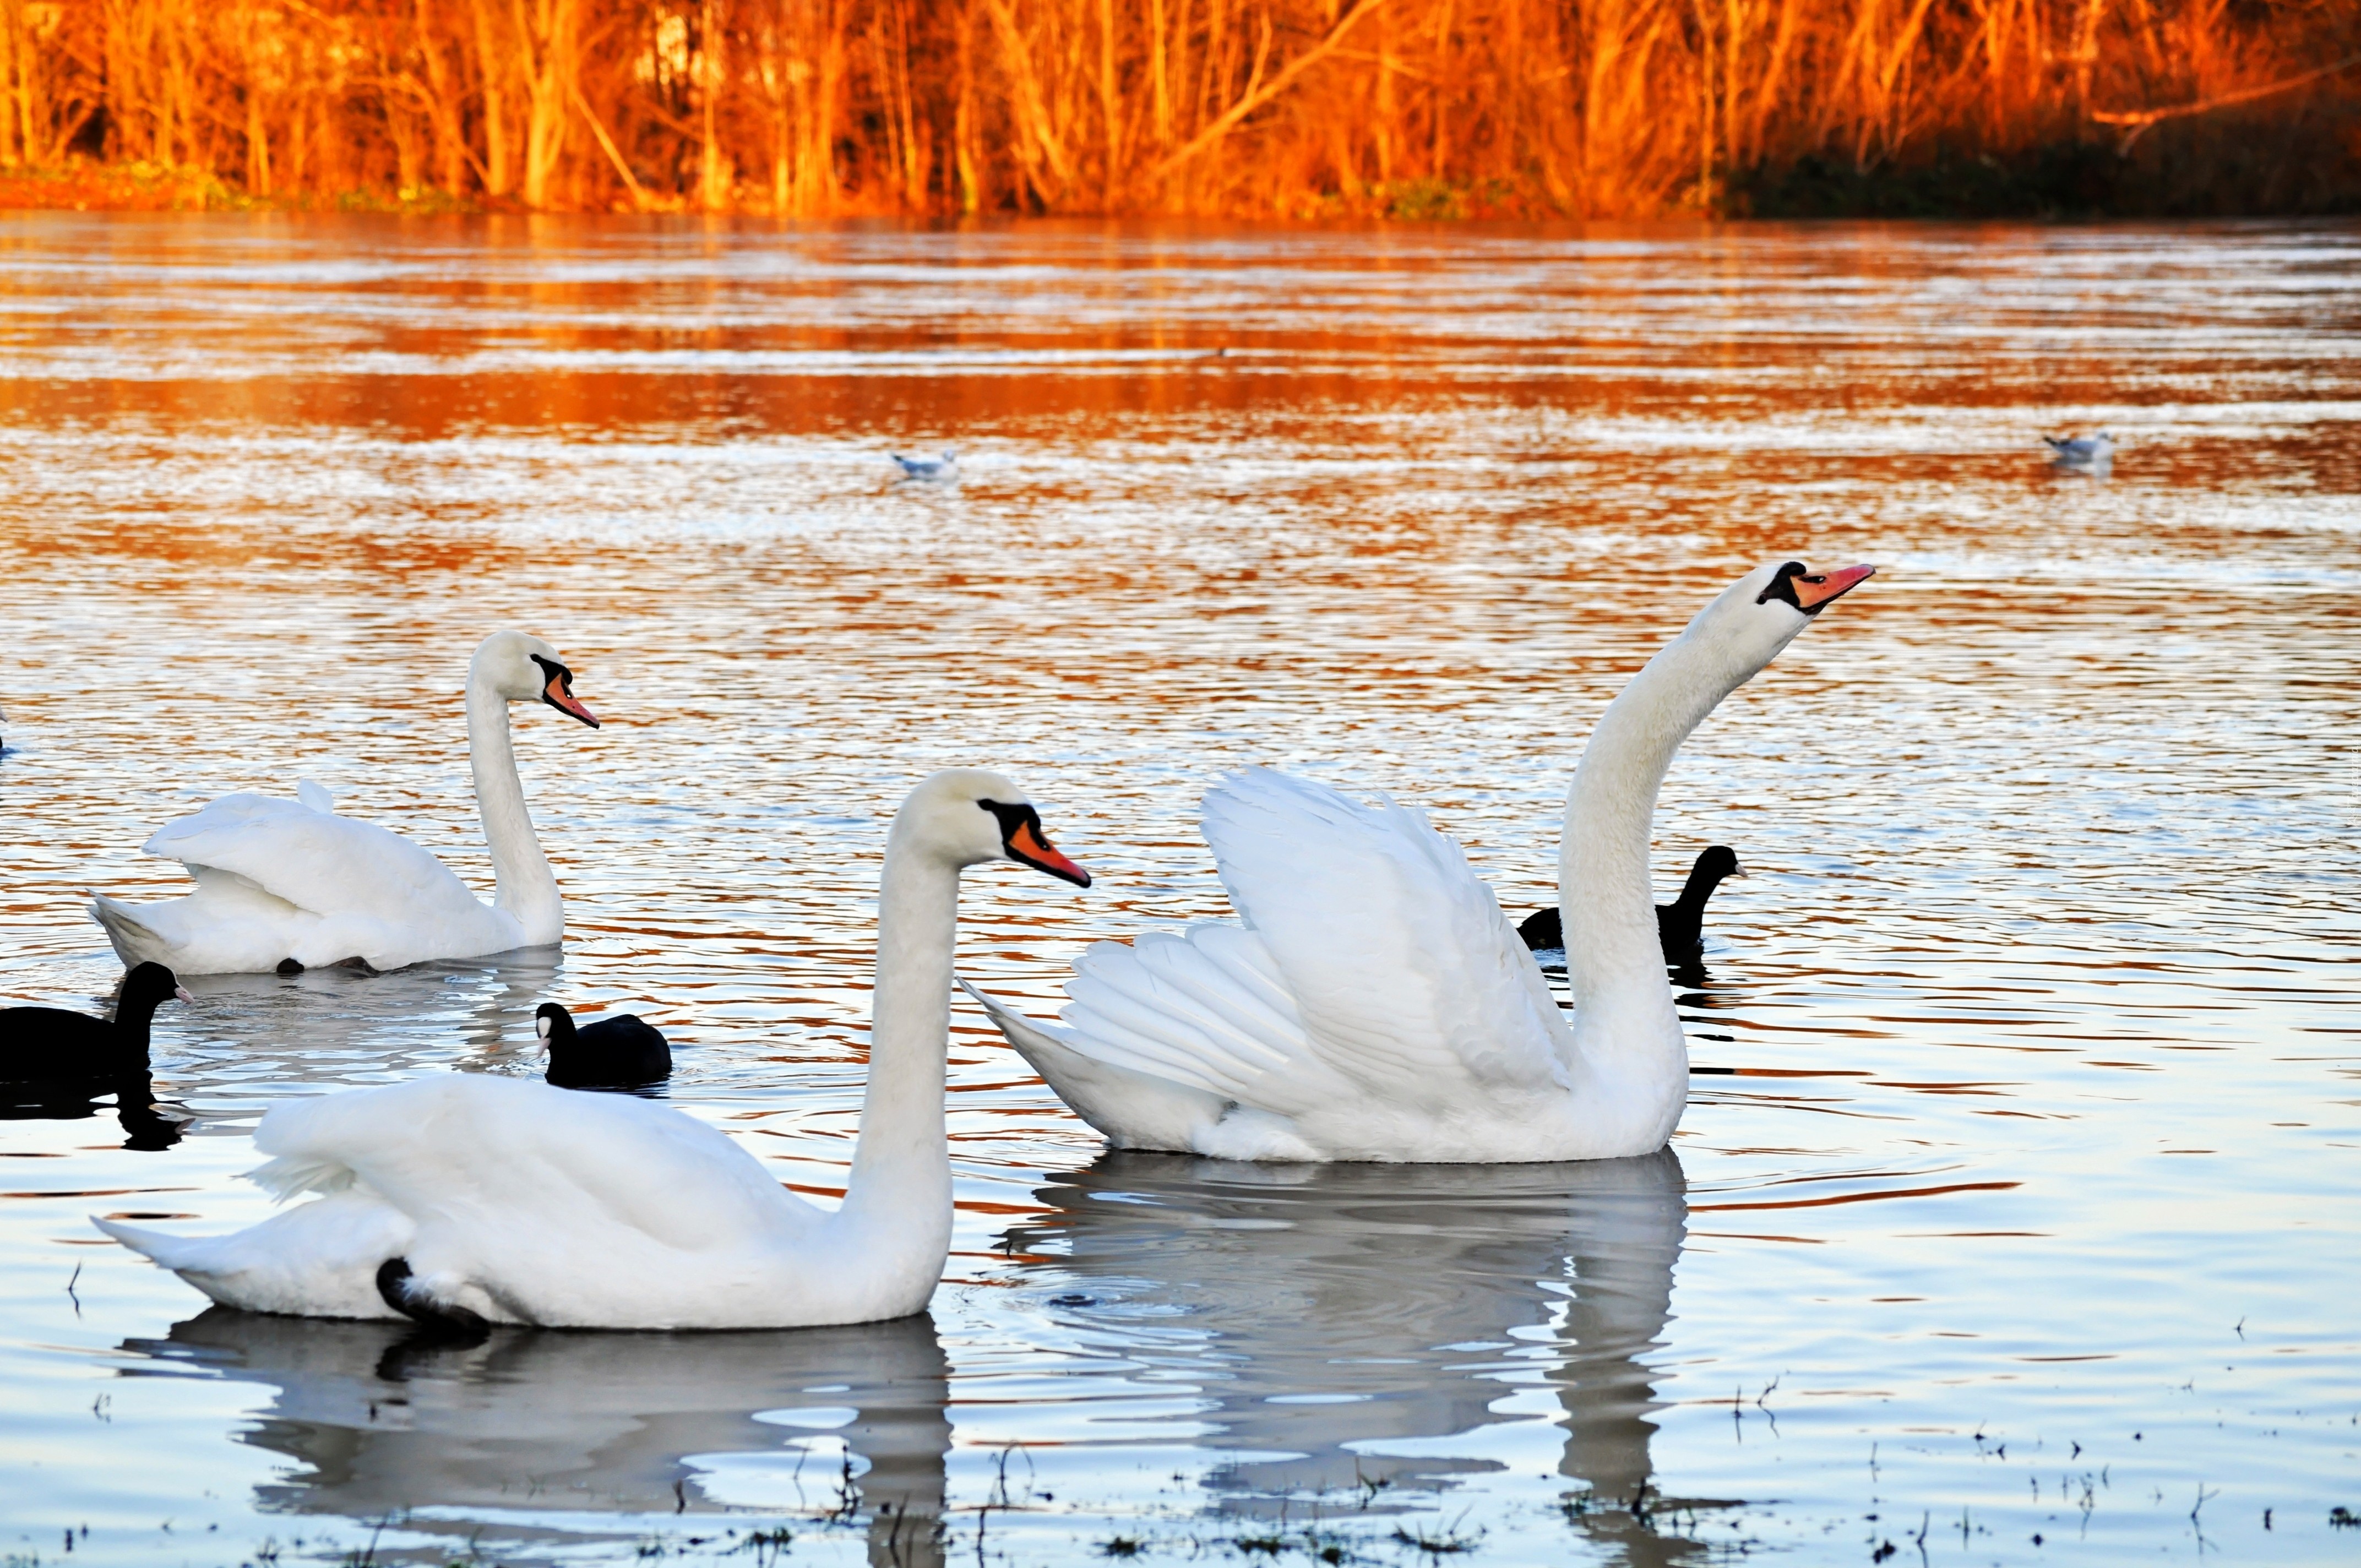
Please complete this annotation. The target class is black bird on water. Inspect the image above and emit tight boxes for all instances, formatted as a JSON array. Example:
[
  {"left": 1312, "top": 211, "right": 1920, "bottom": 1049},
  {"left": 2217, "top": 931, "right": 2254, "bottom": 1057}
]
[
  {"left": 2, "top": 962, "right": 192, "bottom": 1080},
  {"left": 538, "top": 1002, "right": 672, "bottom": 1090},
  {"left": 3, "top": 963, "right": 194, "bottom": 1150},
  {"left": 1516, "top": 846, "right": 1745, "bottom": 967}
]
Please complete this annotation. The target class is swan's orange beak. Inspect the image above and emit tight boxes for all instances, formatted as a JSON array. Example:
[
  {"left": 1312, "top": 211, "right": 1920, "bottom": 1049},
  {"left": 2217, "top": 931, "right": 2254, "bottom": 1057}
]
[
  {"left": 1008, "top": 818, "right": 1091, "bottom": 888},
  {"left": 541, "top": 670, "right": 601, "bottom": 728},
  {"left": 1794, "top": 563, "right": 1875, "bottom": 614}
]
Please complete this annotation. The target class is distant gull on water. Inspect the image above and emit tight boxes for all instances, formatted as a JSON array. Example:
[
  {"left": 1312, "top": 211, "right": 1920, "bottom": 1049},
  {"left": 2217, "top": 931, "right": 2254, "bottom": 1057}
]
[
  {"left": 891, "top": 449, "right": 960, "bottom": 481},
  {"left": 2044, "top": 431, "right": 2115, "bottom": 472}
]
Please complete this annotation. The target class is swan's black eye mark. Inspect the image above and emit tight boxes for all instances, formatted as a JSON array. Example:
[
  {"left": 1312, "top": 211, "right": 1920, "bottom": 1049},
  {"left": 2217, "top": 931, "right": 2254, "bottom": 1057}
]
[
  {"left": 1756, "top": 560, "right": 1836, "bottom": 614},
  {"left": 1755, "top": 562, "right": 1807, "bottom": 608},
  {"left": 977, "top": 798, "right": 1090, "bottom": 887},
  {"left": 977, "top": 799, "right": 1034, "bottom": 841},
  {"left": 527, "top": 653, "right": 600, "bottom": 728}
]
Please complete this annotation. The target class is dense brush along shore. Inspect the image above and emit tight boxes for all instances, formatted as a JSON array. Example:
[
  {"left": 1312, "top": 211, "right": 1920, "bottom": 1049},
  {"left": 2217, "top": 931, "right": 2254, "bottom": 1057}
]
[{"left": 4, "top": 0, "right": 2356, "bottom": 217}]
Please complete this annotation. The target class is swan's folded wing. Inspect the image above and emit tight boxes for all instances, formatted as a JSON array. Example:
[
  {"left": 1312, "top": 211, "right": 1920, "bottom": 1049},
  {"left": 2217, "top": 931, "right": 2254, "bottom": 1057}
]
[
  {"left": 253, "top": 1075, "right": 817, "bottom": 1251},
  {"left": 142, "top": 793, "right": 482, "bottom": 924},
  {"left": 1199, "top": 767, "right": 1574, "bottom": 1102}
]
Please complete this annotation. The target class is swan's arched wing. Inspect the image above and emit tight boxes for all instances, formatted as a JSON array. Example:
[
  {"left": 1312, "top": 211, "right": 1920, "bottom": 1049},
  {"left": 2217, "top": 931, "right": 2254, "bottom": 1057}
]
[
  {"left": 1056, "top": 925, "right": 1352, "bottom": 1117},
  {"left": 1198, "top": 767, "right": 1574, "bottom": 1103},
  {"left": 142, "top": 793, "right": 491, "bottom": 928},
  {"left": 253, "top": 1075, "right": 818, "bottom": 1251}
]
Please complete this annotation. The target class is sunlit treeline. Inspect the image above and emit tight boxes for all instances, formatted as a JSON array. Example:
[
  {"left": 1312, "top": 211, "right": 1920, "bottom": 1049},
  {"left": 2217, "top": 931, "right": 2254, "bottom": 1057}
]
[{"left": 6, "top": 0, "right": 2353, "bottom": 214}]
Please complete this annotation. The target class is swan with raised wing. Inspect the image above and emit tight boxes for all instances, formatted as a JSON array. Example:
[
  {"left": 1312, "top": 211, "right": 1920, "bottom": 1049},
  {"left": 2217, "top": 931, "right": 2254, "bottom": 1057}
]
[
  {"left": 963, "top": 560, "right": 1872, "bottom": 1164},
  {"left": 88, "top": 631, "right": 601, "bottom": 976},
  {"left": 95, "top": 769, "right": 1090, "bottom": 1331}
]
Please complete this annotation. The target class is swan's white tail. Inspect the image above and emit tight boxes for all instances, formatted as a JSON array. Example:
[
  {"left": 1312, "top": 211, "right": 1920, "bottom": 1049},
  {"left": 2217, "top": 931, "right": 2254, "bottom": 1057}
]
[
  {"left": 86, "top": 893, "right": 170, "bottom": 968},
  {"left": 93, "top": 1194, "right": 417, "bottom": 1320},
  {"left": 92, "top": 1216, "right": 214, "bottom": 1270},
  {"left": 956, "top": 974, "right": 1230, "bottom": 1151},
  {"left": 954, "top": 976, "right": 1071, "bottom": 1057}
]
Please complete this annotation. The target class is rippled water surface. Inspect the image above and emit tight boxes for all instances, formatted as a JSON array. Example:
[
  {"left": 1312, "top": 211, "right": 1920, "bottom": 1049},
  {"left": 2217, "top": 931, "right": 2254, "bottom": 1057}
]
[{"left": 2, "top": 215, "right": 2357, "bottom": 1567}]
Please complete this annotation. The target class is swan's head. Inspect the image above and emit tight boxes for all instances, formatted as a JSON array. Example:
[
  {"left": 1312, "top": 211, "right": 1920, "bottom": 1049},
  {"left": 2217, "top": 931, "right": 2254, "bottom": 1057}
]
[
  {"left": 1688, "top": 560, "right": 1875, "bottom": 671},
  {"left": 895, "top": 769, "right": 1091, "bottom": 887},
  {"left": 471, "top": 630, "right": 601, "bottom": 728}
]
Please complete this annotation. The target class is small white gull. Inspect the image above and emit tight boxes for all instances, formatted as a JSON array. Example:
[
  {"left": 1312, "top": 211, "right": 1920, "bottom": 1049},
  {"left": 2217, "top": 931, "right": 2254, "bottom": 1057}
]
[
  {"left": 891, "top": 449, "right": 959, "bottom": 481},
  {"left": 2044, "top": 432, "right": 2116, "bottom": 471}
]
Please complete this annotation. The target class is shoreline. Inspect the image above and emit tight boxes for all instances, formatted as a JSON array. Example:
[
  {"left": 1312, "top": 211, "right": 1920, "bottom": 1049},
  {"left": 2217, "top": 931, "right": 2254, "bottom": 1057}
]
[{"left": 7, "top": 153, "right": 2356, "bottom": 224}]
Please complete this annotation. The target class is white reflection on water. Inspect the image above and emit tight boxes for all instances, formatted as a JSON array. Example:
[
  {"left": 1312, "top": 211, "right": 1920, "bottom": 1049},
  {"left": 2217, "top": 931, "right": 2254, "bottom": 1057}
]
[
  {"left": 0, "top": 215, "right": 2356, "bottom": 1566},
  {"left": 120, "top": 1310, "right": 951, "bottom": 1556},
  {"left": 105, "top": 1155, "right": 1691, "bottom": 1566}
]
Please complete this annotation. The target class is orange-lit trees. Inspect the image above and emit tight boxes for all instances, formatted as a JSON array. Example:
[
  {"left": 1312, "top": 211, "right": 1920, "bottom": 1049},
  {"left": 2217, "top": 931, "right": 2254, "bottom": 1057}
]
[{"left": 7, "top": 0, "right": 2354, "bottom": 214}]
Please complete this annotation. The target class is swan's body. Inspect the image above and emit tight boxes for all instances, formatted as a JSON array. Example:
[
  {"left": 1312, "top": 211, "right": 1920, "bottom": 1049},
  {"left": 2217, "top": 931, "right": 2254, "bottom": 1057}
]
[
  {"left": 1, "top": 963, "right": 192, "bottom": 1081},
  {"left": 2044, "top": 431, "right": 2115, "bottom": 470},
  {"left": 892, "top": 449, "right": 959, "bottom": 481},
  {"left": 88, "top": 632, "right": 600, "bottom": 976},
  {"left": 539, "top": 1002, "right": 672, "bottom": 1090},
  {"left": 95, "top": 769, "right": 1090, "bottom": 1331},
  {"left": 1516, "top": 844, "right": 1744, "bottom": 966},
  {"left": 968, "top": 560, "right": 1872, "bottom": 1164}
]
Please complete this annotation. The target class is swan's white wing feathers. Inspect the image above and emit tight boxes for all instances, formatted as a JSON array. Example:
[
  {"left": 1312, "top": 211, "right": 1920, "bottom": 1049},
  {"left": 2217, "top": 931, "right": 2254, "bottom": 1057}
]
[
  {"left": 254, "top": 1075, "right": 819, "bottom": 1253},
  {"left": 143, "top": 793, "right": 485, "bottom": 927},
  {"left": 958, "top": 976, "right": 1234, "bottom": 1150},
  {"left": 1060, "top": 928, "right": 1339, "bottom": 1112},
  {"left": 1200, "top": 767, "right": 1573, "bottom": 1101}
]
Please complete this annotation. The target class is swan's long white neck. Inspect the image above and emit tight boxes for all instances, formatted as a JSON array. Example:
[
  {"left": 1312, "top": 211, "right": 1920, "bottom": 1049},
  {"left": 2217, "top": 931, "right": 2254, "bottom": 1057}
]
[
  {"left": 833, "top": 818, "right": 958, "bottom": 1278},
  {"left": 466, "top": 669, "right": 562, "bottom": 945},
  {"left": 1557, "top": 624, "right": 1756, "bottom": 1115}
]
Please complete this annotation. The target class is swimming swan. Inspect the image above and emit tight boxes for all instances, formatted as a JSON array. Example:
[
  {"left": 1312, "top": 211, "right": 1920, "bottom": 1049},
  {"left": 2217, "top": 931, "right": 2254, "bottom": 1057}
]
[
  {"left": 87, "top": 630, "right": 601, "bottom": 976},
  {"left": 962, "top": 560, "right": 1872, "bottom": 1164},
  {"left": 93, "top": 769, "right": 1090, "bottom": 1331}
]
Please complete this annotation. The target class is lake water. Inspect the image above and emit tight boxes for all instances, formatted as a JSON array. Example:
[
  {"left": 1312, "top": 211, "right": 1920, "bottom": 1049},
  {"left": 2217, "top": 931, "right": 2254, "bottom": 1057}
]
[{"left": 0, "top": 215, "right": 2355, "bottom": 1567}]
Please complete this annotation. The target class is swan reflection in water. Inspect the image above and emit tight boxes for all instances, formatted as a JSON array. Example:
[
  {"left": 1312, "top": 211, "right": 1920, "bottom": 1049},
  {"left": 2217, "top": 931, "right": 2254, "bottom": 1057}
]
[
  {"left": 1004, "top": 1147, "right": 1719, "bottom": 1565},
  {"left": 176, "top": 946, "right": 570, "bottom": 1075},
  {"left": 117, "top": 1310, "right": 950, "bottom": 1563},
  {"left": 111, "top": 1149, "right": 1702, "bottom": 1565},
  {"left": 3, "top": 952, "right": 572, "bottom": 1152}
]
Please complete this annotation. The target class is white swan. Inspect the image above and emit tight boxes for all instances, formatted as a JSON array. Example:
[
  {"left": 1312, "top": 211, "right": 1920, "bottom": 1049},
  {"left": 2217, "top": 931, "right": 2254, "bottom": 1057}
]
[
  {"left": 964, "top": 559, "right": 1873, "bottom": 1164},
  {"left": 88, "top": 631, "right": 601, "bottom": 976},
  {"left": 93, "top": 769, "right": 1092, "bottom": 1331}
]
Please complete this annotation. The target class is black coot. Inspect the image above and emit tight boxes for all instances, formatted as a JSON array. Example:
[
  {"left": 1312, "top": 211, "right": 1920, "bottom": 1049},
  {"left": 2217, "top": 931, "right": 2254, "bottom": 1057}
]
[
  {"left": 538, "top": 1002, "right": 672, "bottom": 1090},
  {"left": 3, "top": 963, "right": 193, "bottom": 1150},
  {"left": 1516, "top": 846, "right": 1744, "bottom": 966},
  {"left": 1, "top": 962, "right": 190, "bottom": 1081}
]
